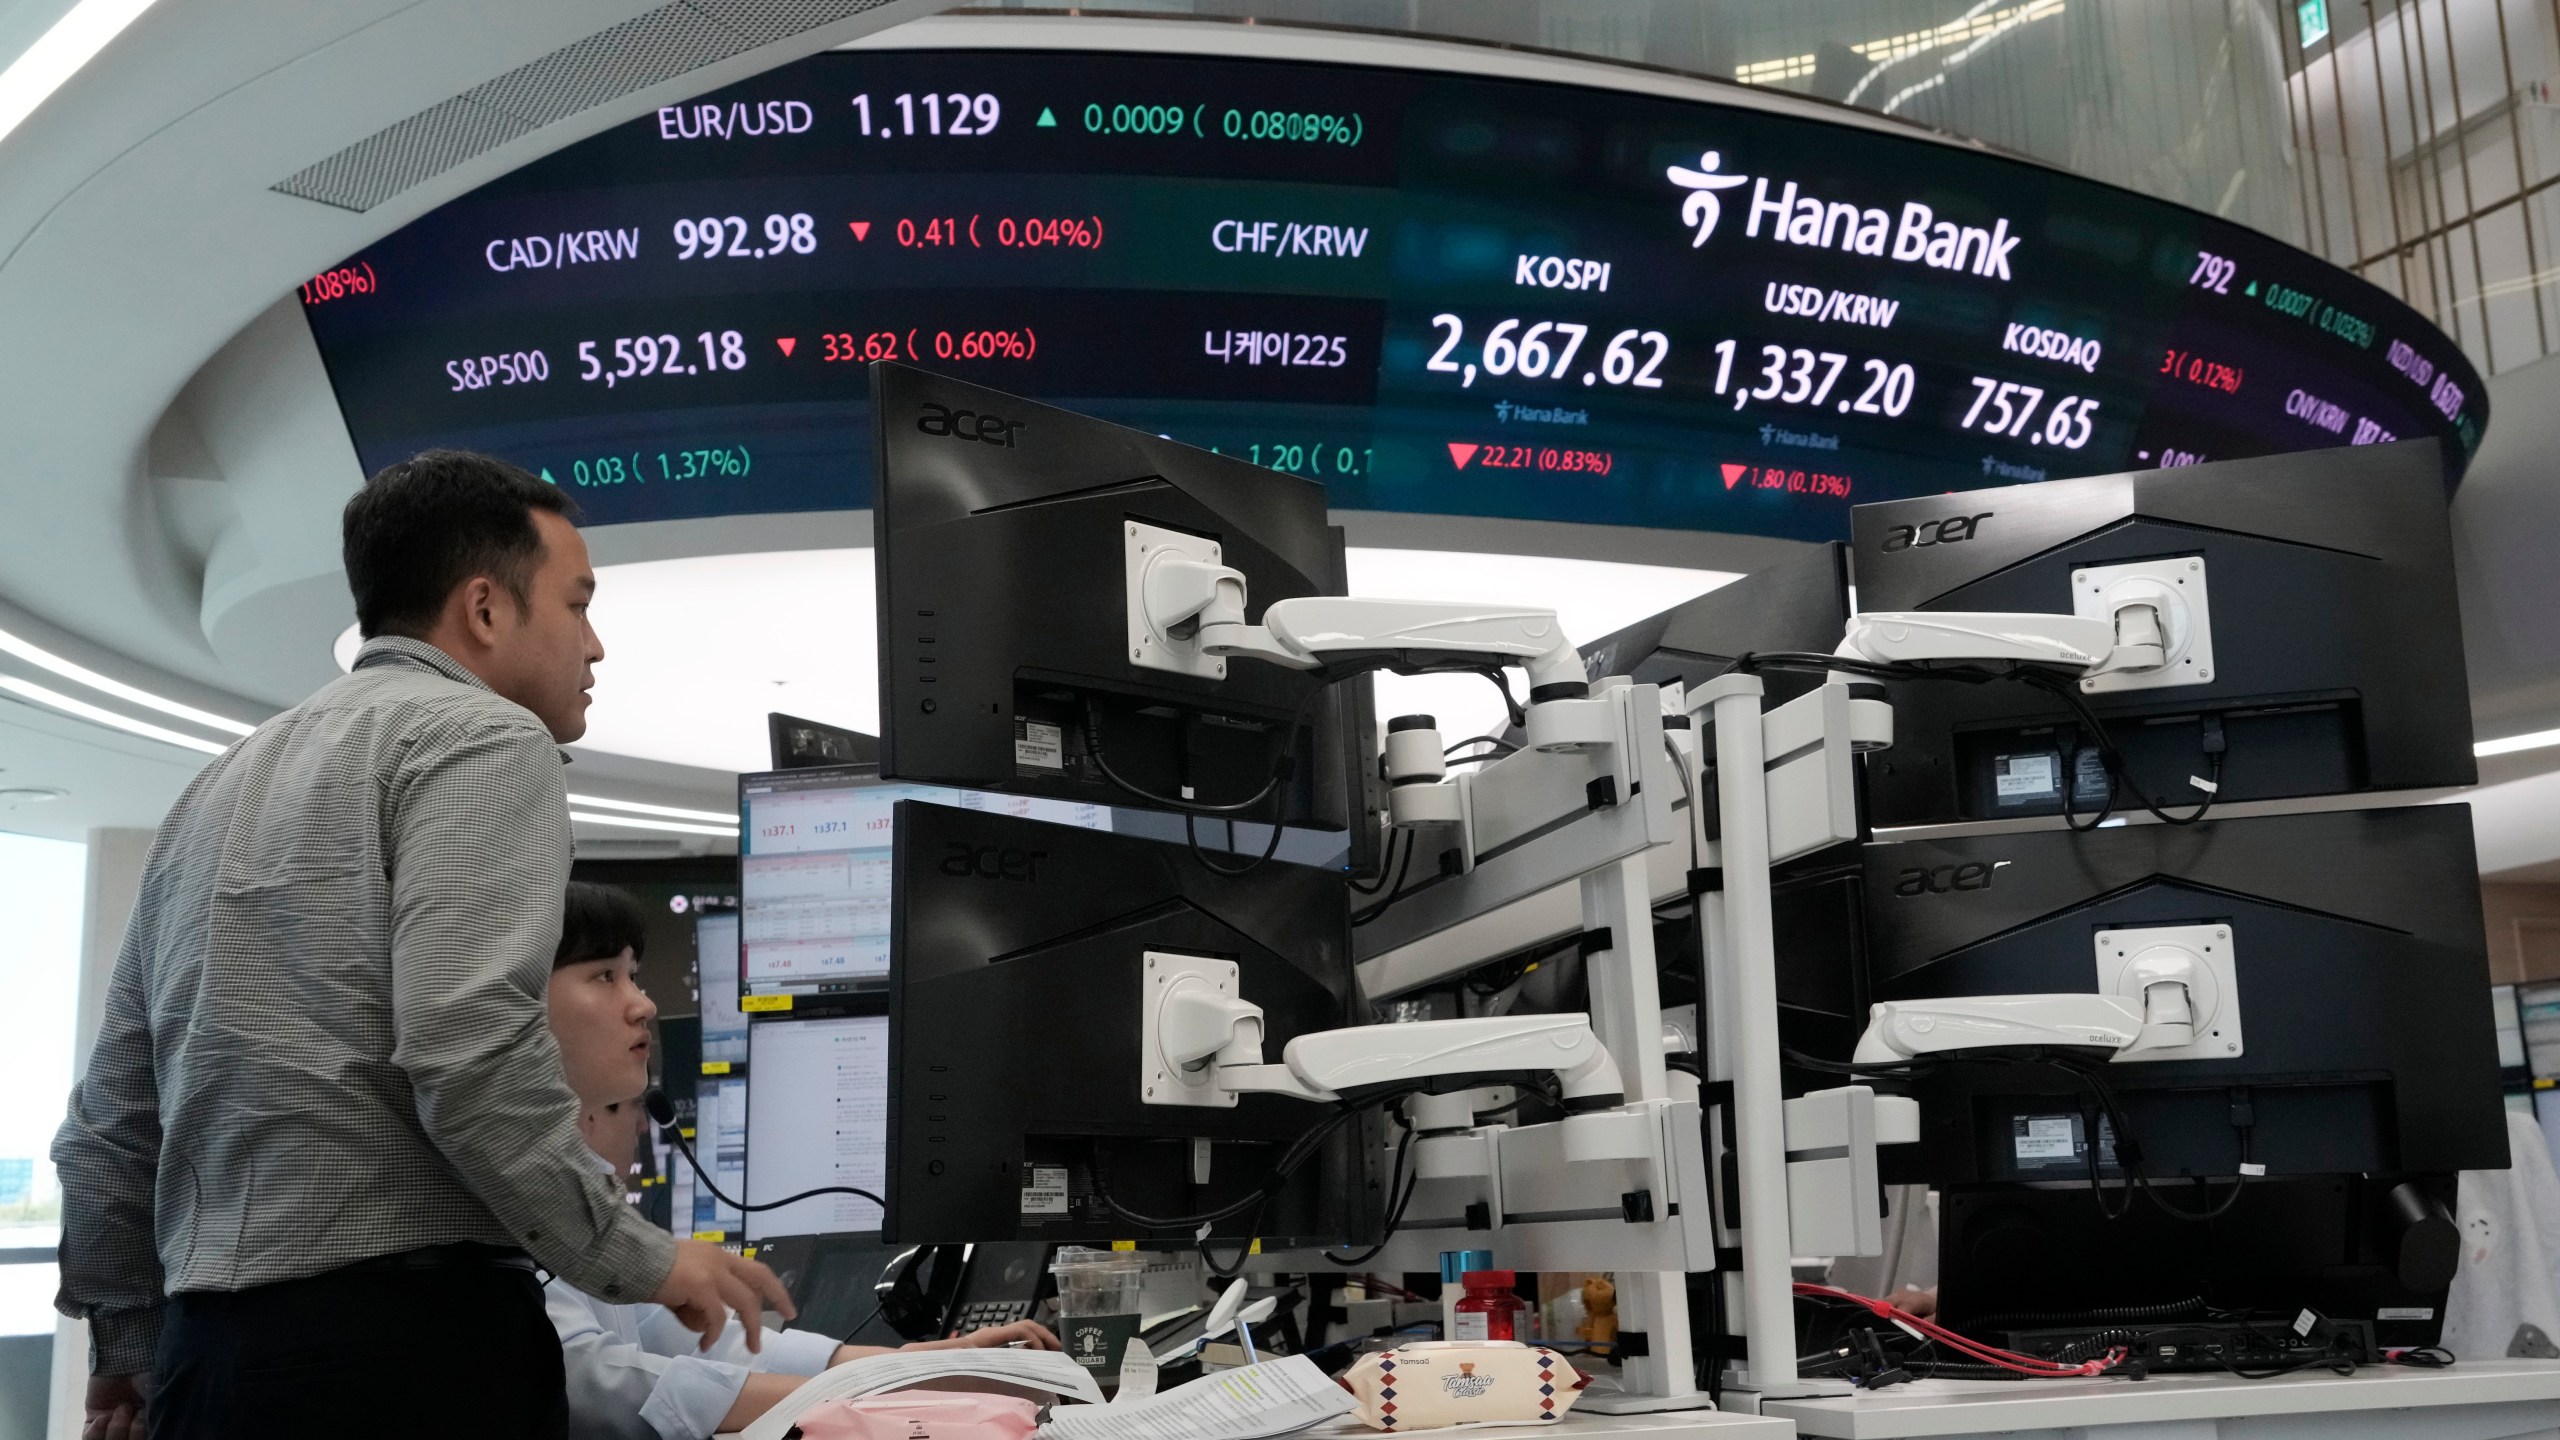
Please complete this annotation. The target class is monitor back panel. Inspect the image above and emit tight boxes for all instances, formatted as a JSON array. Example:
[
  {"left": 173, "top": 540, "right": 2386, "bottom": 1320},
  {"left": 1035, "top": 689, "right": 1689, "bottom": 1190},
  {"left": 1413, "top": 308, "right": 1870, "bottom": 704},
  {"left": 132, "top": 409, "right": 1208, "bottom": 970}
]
[
  {"left": 873, "top": 363, "right": 1342, "bottom": 823},
  {"left": 885, "top": 801, "right": 1373, "bottom": 1246},
  {"left": 1858, "top": 804, "right": 2506, "bottom": 1182},
  {"left": 1580, "top": 542, "right": 1850, "bottom": 710},
  {"left": 1850, "top": 441, "right": 2474, "bottom": 826},
  {"left": 1937, "top": 1173, "right": 2461, "bottom": 1350}
]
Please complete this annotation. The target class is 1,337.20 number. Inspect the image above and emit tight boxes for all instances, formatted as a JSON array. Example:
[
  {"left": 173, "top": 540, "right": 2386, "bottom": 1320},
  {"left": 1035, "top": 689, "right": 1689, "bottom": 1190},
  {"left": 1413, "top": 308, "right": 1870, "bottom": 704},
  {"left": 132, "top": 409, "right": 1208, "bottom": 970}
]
[{"left": 1710, "top": 342, "right": 1915, "bottom": 416}]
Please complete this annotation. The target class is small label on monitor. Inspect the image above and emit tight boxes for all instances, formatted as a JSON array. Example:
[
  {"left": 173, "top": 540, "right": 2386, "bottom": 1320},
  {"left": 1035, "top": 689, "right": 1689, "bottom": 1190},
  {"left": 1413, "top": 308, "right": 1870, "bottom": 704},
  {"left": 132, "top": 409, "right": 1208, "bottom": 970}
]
[
  {"left": 2377, "top": 1307, "right": 2435, "bottom": 1321},
  {"left": 2013, "top": 1115, "right": 2079, "bottom": 1161},
  {"left": 1995, "top": 753, "right": 2057, "bottom": 799},
  {"left": 1014, "top": 719, "right": 1064, "bottom": 773},
  {"left": 1021, "top": 1165, "right": 1069, "bottom": 1215}
]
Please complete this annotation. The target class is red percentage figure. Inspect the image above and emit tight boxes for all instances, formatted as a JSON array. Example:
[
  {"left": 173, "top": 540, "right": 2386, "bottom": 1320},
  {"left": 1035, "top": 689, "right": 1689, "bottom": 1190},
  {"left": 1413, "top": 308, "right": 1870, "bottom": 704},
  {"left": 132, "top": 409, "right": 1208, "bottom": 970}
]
[{"left": 989, "top": 215, "right": 1105, "bottom": 249}]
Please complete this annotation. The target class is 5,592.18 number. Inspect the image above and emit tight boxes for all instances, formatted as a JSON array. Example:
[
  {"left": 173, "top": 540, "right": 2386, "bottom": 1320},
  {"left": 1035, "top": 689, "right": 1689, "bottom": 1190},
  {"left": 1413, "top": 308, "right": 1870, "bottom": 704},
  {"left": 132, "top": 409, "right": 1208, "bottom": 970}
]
[{"left": 577, "top": 330, "right": 747, "bottom": 388}]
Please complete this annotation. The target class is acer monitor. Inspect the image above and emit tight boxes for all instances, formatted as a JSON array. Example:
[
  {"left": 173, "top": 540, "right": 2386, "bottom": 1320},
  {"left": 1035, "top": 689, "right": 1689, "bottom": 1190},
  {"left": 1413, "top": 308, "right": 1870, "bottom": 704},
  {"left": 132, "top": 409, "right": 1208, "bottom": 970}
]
[
  {"left": 881, "top": 800, "right": 1379, "bottom": 1249},
  {"left": 1848, "top": 439, "right": 2475, "bottom": 827},
  {"left": 871, "top": 363, "right": 1379, "bottom": 864},
  {"left": 1576, "top": 542, "right": 1853, "bottom": 713},
  {"left": 1939, "top": 1173, "right": 2466, "bottom": 1353},
  {"left": 1855, "top": 803, "right": 2507, "bottom": 1186},
  {"left": 738, "top": 763, "right": 1110, "bottom": 1000}
]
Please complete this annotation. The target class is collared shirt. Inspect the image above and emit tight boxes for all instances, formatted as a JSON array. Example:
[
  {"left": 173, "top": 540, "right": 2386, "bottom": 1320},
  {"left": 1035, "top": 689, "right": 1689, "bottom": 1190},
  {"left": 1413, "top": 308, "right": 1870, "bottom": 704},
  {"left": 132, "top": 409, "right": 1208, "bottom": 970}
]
[
  {"left": 546, "top": 1277, "right": 840, "bottom": 1440},
  {"left": 52, "top": 635, "right": 677, "bottom": 1372}
]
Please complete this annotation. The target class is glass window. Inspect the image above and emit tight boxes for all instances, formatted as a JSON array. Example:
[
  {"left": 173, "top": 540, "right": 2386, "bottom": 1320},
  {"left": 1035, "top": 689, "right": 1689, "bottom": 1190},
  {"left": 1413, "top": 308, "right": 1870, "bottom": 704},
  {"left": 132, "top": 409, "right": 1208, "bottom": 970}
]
[{"left": 0, "top": 830, "right": 84, "bottom": 1336}]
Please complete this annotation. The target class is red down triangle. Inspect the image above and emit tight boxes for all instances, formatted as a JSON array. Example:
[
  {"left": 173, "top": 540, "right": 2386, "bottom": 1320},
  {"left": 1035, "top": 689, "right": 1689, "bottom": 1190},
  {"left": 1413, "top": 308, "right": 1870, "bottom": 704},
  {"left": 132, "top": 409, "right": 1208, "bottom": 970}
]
[
  {"left": 776, "top": 337, "right": 797, "bottom": 357},
  {"left": 1447, "top": 442, "right": 1479, "bottom": 469},
  {"left": 1721, "top": 462, "right": 1750, "bottom": 490},
  {"left": 848, "top": 221, "right": 872, "bottom": 241}
]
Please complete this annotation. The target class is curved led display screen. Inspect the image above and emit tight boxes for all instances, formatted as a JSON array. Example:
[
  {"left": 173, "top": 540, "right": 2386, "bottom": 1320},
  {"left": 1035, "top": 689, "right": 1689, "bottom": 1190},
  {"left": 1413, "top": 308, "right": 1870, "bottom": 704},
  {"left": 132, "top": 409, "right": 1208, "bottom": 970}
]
[{"left": 299, "top": 43, "right": 2486, "bottom": 541}]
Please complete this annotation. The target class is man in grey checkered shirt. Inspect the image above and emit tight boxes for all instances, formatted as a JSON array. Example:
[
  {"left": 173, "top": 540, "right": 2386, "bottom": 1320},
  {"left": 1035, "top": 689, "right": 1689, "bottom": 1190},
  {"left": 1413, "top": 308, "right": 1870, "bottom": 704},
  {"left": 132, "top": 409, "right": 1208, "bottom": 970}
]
[{"left": 53, "top": 453, "right": 795, "bottom": 1439}]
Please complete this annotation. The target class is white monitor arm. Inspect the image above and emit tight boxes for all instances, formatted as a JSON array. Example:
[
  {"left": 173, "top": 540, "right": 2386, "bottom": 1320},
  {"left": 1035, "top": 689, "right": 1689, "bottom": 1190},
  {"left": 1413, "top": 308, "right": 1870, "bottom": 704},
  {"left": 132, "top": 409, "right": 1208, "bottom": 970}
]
[
  {"left": 1838, "top": 557, "right": 2214, "bottom": 693},
  {"left": 1854, "top": 989, "right": 2198, "bottom": 1065},
  {"left": 1127, "top": 524, "right": 1592, "bottom": 742},
  {"left": 1838, "top": 609, "right": 2160, "bottom": 677},
  {"left": 1140, "top": 954, "right": 1624, "bottom": 1108}
]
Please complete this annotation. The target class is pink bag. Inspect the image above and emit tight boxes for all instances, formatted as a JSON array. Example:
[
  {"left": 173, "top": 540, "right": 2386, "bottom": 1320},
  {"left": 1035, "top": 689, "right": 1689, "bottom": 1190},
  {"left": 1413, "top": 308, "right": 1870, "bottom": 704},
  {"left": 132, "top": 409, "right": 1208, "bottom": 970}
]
[{"left": 788, "top": 1391, "right": 1042, "bottom": 1440}]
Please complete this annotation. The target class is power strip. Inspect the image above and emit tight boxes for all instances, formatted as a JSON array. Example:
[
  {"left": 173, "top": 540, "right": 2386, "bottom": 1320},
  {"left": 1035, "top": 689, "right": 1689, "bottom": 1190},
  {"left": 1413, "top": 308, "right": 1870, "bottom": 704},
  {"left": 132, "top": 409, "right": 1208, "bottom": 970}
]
[{"left": 1995, "top": 1318, "right": 2374, "bottom": 1373}]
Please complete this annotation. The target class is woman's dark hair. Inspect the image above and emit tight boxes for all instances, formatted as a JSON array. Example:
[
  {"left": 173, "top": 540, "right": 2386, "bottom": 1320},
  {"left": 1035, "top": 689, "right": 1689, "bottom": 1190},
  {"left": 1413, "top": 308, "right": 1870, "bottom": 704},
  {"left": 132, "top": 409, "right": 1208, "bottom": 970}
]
[
  {"left": 342, "top": 449, "right": 578, "bottom": 640},
  {"left": 556, "top": 881, "right": 648, "bottom": 971}
]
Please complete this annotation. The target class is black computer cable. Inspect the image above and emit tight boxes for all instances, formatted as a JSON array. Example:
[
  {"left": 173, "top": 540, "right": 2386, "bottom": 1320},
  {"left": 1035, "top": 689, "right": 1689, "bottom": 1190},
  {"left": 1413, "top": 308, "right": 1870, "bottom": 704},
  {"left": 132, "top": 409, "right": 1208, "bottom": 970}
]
[
  {"left": 1346, "top": 828, "right": 1408, "bottom": 898},
  {"left": 1185, "top": 808, "right": 1290, "bottom": 877},
  {"left": 1349, "top": 831, "right": 1419, "bottom": 928},
  {"left": 645, "top": 1090, "right": 889, "bottom": 1215},
  {"left": 1082, "top": 680, "right": 1328, "bottom": 818}
]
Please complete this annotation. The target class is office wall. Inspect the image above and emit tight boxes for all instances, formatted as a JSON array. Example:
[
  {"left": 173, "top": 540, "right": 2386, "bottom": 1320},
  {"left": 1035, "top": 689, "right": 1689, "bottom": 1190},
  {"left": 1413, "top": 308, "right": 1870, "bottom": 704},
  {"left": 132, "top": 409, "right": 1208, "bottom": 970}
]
[
  {"left": 2483, "top": 880, "right": 2560, "bottom": 983},
  {"left": 46, "top": 829, "right": 150, "bottom": 1440}
]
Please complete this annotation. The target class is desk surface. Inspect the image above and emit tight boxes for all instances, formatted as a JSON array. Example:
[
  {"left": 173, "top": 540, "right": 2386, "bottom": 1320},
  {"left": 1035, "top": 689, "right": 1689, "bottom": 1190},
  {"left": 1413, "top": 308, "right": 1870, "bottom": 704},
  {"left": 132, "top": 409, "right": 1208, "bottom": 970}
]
[
  {"left": 1304, "top": 1409, "right": 1789, "bottom": 1438},
  {"left": 1761, "top": 1358, "right": 2560, "bottom": 1438}
]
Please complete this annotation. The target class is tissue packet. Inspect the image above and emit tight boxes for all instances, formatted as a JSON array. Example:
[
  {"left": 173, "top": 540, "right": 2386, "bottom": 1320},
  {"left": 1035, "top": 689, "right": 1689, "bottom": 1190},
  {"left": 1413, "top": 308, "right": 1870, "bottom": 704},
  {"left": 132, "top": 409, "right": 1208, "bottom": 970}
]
[
  {"left": 1340, "top": 1342, "right": 1587, "bottom": 1429},
  {"left": 790, "top": 1391, "right": 1042, "bottom": 1440}
]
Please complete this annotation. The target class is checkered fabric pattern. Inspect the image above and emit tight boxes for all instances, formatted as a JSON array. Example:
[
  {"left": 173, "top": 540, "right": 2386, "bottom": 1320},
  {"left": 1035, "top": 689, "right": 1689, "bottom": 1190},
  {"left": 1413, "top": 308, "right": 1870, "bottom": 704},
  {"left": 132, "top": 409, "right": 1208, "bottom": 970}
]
[{"left": 51, "top": 638, "right": 677, "bottom": 1372}]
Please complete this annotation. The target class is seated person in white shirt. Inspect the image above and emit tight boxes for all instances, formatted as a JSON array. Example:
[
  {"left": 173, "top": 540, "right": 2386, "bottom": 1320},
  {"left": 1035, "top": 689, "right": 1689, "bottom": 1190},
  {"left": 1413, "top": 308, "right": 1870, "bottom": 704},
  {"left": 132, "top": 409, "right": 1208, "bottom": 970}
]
[{"left": 545, "top": 882, "right": 1057, "bottom": 1440}]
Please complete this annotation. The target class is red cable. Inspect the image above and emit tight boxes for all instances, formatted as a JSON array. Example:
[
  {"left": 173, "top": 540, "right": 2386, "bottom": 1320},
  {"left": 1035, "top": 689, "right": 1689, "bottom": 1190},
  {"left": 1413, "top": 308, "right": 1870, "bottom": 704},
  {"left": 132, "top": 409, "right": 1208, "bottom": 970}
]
[{"left": 1793, "top": 1283, "right": 2125, "bottom": 1378}]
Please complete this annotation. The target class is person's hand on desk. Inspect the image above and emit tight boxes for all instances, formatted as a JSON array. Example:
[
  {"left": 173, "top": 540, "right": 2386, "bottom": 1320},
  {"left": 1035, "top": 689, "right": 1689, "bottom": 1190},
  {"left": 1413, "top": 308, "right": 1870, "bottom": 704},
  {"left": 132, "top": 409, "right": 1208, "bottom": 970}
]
[
  {"left": 83, "top": 1373, "right": 147, "bottom": 1440},
  {"left": 654, "top": 1239, "right": 797, "bottom": 1352},
  {"left": 907, "top": 1319, "right": 1062, "bottom": 1352},
  {"left": 1886, "top": 1285, "right": 1937, "bottom": 1318}
]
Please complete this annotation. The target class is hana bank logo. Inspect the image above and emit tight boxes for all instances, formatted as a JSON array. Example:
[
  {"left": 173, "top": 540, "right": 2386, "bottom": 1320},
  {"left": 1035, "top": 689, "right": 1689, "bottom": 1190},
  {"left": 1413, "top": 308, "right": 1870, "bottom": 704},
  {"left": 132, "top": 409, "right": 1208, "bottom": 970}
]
[{"left": 1667, "top": 150, "right": 1749, "bottom": 247}]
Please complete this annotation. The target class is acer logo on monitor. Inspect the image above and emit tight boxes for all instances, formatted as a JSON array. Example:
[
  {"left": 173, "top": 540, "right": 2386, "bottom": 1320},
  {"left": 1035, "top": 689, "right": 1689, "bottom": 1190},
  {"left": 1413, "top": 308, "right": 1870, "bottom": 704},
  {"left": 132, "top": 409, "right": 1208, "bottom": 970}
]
[
  {"left": 1893, "top": 860, "right": 2012, "bottom": 896},
  {"left": 939, "top": 842, "right": 1048, "bottom": 881},
  {"left": 917, "top": 402, "right": 1024, "bottom": 447},
  {"left": 1880, "top": 512, "right": 1993, "bottom": 553}
]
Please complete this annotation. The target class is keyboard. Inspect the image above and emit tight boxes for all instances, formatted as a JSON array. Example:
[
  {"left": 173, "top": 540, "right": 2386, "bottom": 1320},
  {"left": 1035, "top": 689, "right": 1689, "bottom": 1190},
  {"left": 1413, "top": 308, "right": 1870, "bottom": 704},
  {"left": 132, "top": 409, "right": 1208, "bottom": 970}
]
[{"left": 948, "top": 1299, "right": 1035, "bottom": 1337}]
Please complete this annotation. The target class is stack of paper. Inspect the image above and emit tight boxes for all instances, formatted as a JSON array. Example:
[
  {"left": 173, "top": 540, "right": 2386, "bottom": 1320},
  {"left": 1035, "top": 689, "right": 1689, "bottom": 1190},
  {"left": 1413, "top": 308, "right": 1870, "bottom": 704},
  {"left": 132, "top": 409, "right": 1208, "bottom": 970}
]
[
  {"left": 739, "top": 1347, "right": 1105, "bottom": 1440},
  {"left": 1038, "top": 1355, "right": 1356, "bottom": 1440}
]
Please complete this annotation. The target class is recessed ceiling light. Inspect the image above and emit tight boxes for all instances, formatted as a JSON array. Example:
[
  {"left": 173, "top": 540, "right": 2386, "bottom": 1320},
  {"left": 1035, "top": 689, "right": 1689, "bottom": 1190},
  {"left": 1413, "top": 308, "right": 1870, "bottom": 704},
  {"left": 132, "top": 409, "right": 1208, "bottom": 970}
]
[
  {"left": 0, "top": 675, "right": 227, "bottom": 754},
  {"left": 0, "top": 623, "right": 253, "bottom": 735},
  {"left": 2478, "top": 728, "right": 2560, "bottom": 758},
  {"left": 0, "top": 786, "right": 67, "bottom": 804}
]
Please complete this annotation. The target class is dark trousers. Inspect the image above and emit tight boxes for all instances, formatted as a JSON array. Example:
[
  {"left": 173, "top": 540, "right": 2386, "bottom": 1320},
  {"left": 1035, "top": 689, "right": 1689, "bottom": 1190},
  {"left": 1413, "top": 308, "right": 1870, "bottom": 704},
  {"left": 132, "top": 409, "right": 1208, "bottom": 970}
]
[{"left": 152, "top": 1254, "right": 565, "bottom": 1440}]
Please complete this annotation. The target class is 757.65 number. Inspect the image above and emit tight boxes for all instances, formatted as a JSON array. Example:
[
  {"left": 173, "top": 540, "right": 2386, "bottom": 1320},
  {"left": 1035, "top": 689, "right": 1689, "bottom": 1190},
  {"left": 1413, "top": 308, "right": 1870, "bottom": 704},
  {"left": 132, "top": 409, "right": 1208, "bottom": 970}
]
[{"left": 1959, "top": 376, "right": 2098, "bottom": 449}]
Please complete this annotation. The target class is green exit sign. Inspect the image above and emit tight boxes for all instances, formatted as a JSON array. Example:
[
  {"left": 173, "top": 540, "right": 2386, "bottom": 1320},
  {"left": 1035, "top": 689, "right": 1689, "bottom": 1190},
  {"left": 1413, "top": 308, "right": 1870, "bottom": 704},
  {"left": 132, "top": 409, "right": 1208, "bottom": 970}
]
[{"left": 2298, "top": 0, "right": 2331, "bottom": 47}]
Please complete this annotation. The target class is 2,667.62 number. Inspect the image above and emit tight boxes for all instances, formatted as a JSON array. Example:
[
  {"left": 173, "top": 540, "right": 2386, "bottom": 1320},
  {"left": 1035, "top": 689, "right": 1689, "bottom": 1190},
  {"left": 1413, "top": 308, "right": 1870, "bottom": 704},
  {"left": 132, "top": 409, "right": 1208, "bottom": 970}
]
[{"left": 1425, "top": 313, "right": 1669, "bottom": 389}]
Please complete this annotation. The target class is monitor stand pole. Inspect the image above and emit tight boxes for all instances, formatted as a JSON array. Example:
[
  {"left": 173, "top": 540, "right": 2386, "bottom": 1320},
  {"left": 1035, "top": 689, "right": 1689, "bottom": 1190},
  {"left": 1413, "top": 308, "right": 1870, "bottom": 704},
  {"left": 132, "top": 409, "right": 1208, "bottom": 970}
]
[{"left": 1694, "top": 673, "right": 1854, "bottom": 1409}]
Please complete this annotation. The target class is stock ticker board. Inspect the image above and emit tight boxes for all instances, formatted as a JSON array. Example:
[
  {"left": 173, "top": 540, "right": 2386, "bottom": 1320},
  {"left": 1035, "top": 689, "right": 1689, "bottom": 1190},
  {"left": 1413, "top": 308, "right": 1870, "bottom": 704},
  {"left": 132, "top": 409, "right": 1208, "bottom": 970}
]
[{"left": 297, "top": 49, "right": 2485, "bottom": 540}]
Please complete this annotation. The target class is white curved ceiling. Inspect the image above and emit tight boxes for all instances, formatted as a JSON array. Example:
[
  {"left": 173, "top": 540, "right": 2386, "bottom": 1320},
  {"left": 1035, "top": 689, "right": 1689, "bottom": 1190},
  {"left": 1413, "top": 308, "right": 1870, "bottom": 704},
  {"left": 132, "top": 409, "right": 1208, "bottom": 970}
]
[{"left": 1, "top": 3, "right": 2558, "bottom": 878}]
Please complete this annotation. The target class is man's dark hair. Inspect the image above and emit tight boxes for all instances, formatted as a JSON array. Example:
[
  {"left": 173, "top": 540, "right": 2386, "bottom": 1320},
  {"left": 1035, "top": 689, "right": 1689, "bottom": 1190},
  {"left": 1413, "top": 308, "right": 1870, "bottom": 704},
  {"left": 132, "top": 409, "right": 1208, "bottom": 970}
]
[
  {"left": 343, "top": 450, "right": 578, "bottom": 640},
  {"left": 556, "top": 881, "right": 648, "bottom": 971}
]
